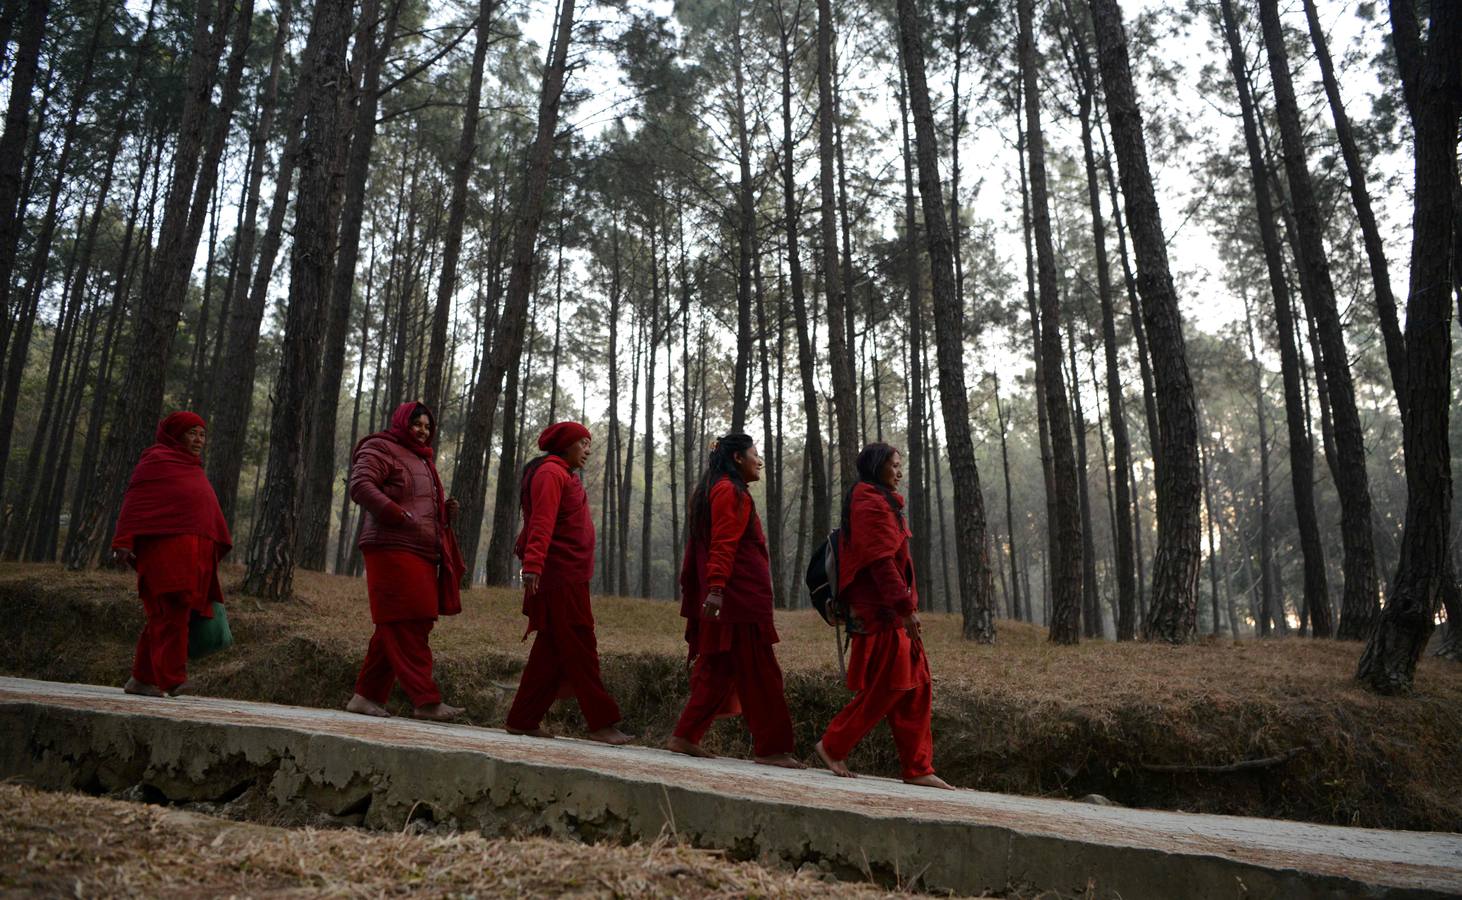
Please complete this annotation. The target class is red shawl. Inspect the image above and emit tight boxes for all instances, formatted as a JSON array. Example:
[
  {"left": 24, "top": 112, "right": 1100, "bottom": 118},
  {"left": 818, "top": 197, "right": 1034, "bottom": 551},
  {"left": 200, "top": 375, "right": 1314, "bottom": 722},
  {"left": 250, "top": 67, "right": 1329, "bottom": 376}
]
[
  {"left": 352, "top": 401, "right": 467, "bottom": 614},
  {"left": 837, "top": 482, "right": 910, "bottom": 591},
  {"left": 113, "top": 412, "right": 232, "bottom": 553}
]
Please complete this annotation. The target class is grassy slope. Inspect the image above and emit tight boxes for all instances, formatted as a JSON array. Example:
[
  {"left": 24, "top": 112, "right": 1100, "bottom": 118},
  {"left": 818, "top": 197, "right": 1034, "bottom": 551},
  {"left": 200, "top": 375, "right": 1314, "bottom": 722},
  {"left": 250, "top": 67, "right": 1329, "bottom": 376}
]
[
  {"left": 0, "top": 783, "right": 913, "bottom": 898},
  {"left": 3, "top": 562, "right": 1460, "bottom": 832}
]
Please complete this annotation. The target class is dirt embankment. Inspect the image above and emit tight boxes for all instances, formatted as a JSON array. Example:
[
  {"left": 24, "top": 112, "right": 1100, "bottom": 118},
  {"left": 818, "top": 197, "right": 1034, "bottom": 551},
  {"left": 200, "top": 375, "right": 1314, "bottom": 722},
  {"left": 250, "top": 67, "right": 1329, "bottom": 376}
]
[{"left": 4, "top": 563, "right": 1460, "bottom": 832}]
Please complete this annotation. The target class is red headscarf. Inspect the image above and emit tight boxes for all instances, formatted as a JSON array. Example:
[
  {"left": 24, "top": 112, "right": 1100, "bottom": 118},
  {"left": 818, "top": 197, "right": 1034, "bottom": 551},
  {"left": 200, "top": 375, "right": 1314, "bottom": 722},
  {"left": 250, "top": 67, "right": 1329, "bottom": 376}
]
[
  {"left": 538, "top": 421, "right": 590, "bottom": 454},
  {"left": 112, "top": 412, "right": 232, "bottom": 552},
  {"left": 352, "top": 401, "right": 466, "bottom": 611}
]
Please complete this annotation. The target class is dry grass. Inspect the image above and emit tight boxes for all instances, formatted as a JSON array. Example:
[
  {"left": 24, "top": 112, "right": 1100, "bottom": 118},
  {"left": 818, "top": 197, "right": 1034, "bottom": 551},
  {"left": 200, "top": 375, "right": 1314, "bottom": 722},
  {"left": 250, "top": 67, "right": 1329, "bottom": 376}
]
[
  {"left": 3, "top": 561, "right": 1461, "bottom": 832},
  {"left": 0, "top": 783, "right": 927, "bottom": 898}
]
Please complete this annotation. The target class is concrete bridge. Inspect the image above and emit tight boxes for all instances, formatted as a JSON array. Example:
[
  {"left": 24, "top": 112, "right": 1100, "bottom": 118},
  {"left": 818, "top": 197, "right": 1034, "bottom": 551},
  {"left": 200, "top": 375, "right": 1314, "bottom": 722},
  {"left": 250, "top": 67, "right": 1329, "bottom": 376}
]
[{"left": 1, "top": 676, "right": 1458, "bottom": 898}]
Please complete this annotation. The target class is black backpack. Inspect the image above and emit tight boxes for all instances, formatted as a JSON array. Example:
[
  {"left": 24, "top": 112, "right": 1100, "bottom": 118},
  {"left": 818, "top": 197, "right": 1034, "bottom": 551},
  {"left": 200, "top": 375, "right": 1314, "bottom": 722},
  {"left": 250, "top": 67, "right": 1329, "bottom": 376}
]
[{"left": 805, "top": 528, "right": 843, "bottom": 626}]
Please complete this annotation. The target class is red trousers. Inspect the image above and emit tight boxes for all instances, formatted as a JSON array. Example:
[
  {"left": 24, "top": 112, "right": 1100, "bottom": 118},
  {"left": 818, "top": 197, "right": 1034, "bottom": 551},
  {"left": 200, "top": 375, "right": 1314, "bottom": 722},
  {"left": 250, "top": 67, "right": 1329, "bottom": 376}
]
[
  {"left": 673, "top": 626, "right": 795, "bottom": 757},
  {"left": 821, "top": 633, "right": 935, "bottom": 779},
  {"left": 131, "top": 590, "right": 190, "bottom": 693},
  {"left": 506, "top": 606, "right": 621, "bottom": 733},
  {"left": 353, "top": 619, "right": 442, "bottom": 707}
]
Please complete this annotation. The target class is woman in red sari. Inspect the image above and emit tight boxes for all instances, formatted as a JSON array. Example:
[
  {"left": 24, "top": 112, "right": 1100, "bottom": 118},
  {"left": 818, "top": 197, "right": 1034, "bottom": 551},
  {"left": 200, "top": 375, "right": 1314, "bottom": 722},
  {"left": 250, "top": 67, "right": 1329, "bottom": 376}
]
[
  {"left": 346, "top": 401, "right": 466, "bottom": 722},
  {"left": 667, "top": 433, "right": 804, "bottom": 769},
  {"left": 112, "top": 411, "right": 232, "bottom": 698},
  {"left": 815, "top": 443, "right": 951, "bottom": 789},
  {"left": 504, "top": 421, "right": 631, "bottom": 744}
]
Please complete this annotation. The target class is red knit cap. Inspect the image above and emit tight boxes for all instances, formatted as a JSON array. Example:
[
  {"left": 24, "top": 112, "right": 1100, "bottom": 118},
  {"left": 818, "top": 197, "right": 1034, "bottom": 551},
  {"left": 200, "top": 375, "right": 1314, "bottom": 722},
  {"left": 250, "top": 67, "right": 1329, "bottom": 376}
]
[{"left": 538, "top": 421, "right": 591, "bottom": 453}]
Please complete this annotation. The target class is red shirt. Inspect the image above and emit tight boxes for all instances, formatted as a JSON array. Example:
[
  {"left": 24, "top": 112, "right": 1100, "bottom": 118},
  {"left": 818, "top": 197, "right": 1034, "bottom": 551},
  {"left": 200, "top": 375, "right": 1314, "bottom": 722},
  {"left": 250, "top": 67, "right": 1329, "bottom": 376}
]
[
  {"left": 515, "top": 456, "right": 595, "bottom": 583},
  {"left": 680, "top": 478, "right": 774, "bottom": 626}
]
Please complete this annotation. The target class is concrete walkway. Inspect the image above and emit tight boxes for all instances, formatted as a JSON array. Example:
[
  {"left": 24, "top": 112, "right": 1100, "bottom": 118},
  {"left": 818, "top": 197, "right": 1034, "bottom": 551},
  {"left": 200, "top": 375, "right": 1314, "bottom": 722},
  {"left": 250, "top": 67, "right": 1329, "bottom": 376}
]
[{"left": 1, "top": 676, "right": 1458, "bottom": 898}]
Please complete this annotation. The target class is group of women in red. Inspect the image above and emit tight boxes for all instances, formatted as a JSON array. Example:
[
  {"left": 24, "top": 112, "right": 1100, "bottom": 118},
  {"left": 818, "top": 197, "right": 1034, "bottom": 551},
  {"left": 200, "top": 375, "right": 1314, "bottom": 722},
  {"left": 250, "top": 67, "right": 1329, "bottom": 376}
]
[{"left": 114, "top": 404, "right": 950, "bottom": 789}]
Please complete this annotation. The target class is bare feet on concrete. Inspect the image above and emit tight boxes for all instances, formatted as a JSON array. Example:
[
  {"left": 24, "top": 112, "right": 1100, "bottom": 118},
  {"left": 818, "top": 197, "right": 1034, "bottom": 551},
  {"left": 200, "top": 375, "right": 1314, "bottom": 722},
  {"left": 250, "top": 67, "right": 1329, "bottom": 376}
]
[
  {"left": 123, "top": 677, "right": 166, "bottom": 698},
  {"left": 904, "top": 774, "right": 954, "bottom": 790},
  {"left": 755, "top": 752, "right": 808, "bottom": 770},
  {"left": 814, "top": 740, "right": 855, "bottom": 777},
  {"left": 587, "top": 726, "right": 635, "bottom": 745},
  {"left": 345, "top": 693, "right": 391, "bottom": 717},
  {"left": 665, "top": 735, "right": 714, "bottom": 758},
  {"left": 506, "top": 725, "right": 556, "bottom": 738},
  {"left": 411, "top": 702, "right": 464, "bottom": 722}
]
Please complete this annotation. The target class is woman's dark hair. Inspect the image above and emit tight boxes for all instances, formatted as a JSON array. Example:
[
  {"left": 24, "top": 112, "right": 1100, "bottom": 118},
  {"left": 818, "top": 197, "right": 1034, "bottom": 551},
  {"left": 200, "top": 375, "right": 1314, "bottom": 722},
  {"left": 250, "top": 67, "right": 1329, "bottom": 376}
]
[
  {"left": 687, "top": 433, "right": 755, "bottom": 539},
  {"left": 840, "top": 442, "right": 904, "bottom": 541}
]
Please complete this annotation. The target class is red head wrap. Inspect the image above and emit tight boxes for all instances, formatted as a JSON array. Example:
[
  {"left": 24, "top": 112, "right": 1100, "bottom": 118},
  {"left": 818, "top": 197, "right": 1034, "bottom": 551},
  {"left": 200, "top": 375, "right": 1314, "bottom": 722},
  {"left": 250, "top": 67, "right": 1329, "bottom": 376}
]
[
  {"left": 386, "top": 401, "right": 435, "bottom": 459},
  {"left": 538, "top": 421, "right": 591, "bottom": 454},
  {"left": 156, "top": 411, "right": 206, "bottom": 450}
]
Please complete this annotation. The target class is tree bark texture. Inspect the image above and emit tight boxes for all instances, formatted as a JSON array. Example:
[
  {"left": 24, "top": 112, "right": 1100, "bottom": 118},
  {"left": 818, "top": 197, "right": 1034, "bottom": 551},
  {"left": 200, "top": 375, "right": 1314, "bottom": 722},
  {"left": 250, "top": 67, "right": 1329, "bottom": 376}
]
[{"left": 1088, "top": 0, "right": 1203, "bottom": 643}]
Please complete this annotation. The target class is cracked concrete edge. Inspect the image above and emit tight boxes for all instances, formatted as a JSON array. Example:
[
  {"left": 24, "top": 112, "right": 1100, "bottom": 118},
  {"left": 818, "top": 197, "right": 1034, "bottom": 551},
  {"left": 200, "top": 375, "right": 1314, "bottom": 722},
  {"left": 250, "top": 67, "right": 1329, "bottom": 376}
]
[{"left": 0, "top": 701, "right": 1444, "bottom": 900}]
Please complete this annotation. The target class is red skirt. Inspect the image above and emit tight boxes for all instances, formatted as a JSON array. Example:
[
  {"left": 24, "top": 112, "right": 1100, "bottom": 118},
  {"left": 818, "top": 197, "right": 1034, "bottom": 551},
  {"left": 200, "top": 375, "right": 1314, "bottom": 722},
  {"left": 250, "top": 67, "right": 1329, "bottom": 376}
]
[{"left": 363, "top": 549, "right": 440, "bottom": 624}]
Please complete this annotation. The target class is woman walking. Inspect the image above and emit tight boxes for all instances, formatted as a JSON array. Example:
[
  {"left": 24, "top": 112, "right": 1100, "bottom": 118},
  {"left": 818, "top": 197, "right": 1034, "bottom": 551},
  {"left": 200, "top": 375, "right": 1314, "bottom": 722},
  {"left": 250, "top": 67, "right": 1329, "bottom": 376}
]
[
  {"left": 113, "top": 411, "right": 232, "bottom": 698},
  {"left": 346, "top": 401, "right": 465, "bottom": 721},
  {"left": 815, "top": 443, "right": 950, "bottom": 788},
  {"left": 505, "top": 421, "right": 631, "bottom": 744},
  {"left": 667, "top": 434, "right": 804, "bottom": 768}
]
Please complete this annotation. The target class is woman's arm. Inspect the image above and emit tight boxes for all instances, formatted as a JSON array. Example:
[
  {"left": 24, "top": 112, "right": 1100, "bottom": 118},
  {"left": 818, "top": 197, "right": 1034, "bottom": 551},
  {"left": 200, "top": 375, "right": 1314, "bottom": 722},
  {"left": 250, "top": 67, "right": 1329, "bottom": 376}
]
[{"left": 349, "top": 444, "right": 408, "bottom": 525}]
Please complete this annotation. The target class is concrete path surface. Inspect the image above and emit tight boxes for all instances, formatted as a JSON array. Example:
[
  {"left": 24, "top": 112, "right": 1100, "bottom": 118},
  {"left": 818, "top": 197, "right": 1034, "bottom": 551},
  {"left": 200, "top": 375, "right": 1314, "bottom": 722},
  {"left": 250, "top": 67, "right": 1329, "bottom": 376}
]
[{"left": 1, "top": 676, "right": 1458, "bottom": 898}]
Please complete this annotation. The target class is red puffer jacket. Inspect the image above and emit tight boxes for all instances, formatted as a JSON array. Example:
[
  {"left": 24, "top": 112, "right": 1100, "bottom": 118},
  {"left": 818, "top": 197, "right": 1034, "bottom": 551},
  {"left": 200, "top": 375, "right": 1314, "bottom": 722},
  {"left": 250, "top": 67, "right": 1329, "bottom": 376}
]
[{"left": 350, "top": 435, "right": 442, "bottom": 561}]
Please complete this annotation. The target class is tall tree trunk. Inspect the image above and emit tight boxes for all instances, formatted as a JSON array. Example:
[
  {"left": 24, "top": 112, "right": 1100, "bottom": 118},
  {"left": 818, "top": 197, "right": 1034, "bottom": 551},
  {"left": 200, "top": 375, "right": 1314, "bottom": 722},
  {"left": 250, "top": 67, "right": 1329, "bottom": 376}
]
[
  {"left": 0, "top": 0, "right": 50, "bottom": 377},
  {"left": 1243, "top": 292, "right": 1278, "bottom": 636},
  {"left": 1356, "top": 0, "right": 1459, "bottom": 693},
  {"left": 1217, "top": 0, "right": 1331, "bottom": 637},
  {"left": 639, "top": 220, "right": 660, "bottom": 599},
  {"left": 241, "top": 0, "right": 352, "bottom": 600},
  {"left": 1017, "top": 0, "right": 1082, "bottom": 644},
  {"left": 1300, "top": 0, "right": 1404, "bottom": 415},
  {"left": 729, "top": 7, "right": 754, "bottom": 434},
  {"left": 774, "top": 0, "right": 830, "bottom": 544},
  {"left": 1256, "top": 0, "right": 1377, "bottom": 640},
  {"left": 995, "top": 375, "right": 1022, "bottom": 622},
  {"left": 424, "top": 0, "right": 493, "bottom": 412},
  {"left": 297, "top": 0, "right": 399, "bottom": 570},
  {"left": 895, "top": 0, "right": 996, "bottom": 642},
  {"left": 449, "top": 0, "right": 576, "bottom": 588},
  {"left": 1068, "top": 14, "right": 1136, "bottom": 640},
  {"left": 66, "top": 0, "right": 254, "bottom": 567},
  {"left": 816, "top": 0, "right": 857, "bottom": 489},
  {"left": 207, "top": 0, "right": 305, "bottom": 526},
  {"left": 897, "top": 62, "right": 933, "bottom": 619},
  {"left": 1089, "top": 0, "right": 1203, "bottom": 643},
  {"left": 1067, "top": 328, "right": 1101, "bottom": 638},
  {"left": 335, "top": 249, "right": 376, "bottom": 575}
]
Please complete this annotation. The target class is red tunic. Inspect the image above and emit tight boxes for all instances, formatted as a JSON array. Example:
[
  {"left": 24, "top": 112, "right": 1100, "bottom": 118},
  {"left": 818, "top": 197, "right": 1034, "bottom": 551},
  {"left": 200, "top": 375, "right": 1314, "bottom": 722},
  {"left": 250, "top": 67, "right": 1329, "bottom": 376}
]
[
  {"left": 672, "top": 477, "right": 794, "bottom": 756},
  {"left": 679, "top": 478, "right": 777, "bottom": 659},
  {"left": 514, "top": 455, "right": 595, "bottom": 633}
]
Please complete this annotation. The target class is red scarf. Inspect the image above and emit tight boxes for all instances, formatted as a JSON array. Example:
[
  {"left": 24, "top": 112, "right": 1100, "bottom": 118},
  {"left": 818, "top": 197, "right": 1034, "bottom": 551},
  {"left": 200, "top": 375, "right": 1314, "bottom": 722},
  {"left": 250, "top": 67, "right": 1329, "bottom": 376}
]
[
  {"left": 837, "top": 482, "right": 910, "bottom": 591},
  {"left": 113, "top": 412, "right": 232, "bottom": 552},
  {"left": 353, "top": 401, "right": 466, "bottom": 612}
]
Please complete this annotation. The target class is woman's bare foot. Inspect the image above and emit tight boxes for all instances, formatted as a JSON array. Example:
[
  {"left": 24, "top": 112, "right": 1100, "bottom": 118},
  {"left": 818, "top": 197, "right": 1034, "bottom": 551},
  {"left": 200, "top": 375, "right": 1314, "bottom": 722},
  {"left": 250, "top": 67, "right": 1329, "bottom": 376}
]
[
  {"left": 755, "top": 752, "right": 808, "bottom": 770},
  {"left": 411, "top": 702, "right": 464, "bottom": 722},
  {"left": 345, "top": 693, "right": 392, "bottom": 717},
  {"left": 587, "top": 726, "right": 635, "bottom": 745},
  {"left": 814, "top": 740, "right": 855, "bottom": 777},
  {"left": 123, "top": 677, "right": 165, "bottom": 698},
  {"left": 506, "top": 725, "right": 556, "bottom": 738},
  {"left": 168, "top": 680, "right": 194, "bottom": 696},
  {"left": 904, "top": 773, "right": 954, "bottom": 790},
  {"left": 665, "top": 735, "right": 714, "bottom": 758}
]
